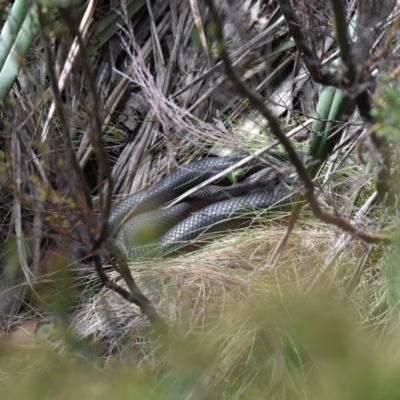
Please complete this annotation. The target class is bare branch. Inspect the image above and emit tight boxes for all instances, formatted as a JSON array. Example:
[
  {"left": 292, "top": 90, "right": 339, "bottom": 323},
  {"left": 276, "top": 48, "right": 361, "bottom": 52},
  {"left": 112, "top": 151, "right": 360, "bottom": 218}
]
[
  {"left": 38, "top": 9, "right": 93, "bottom": 215},
  {"left": 58, "top": 8, "right": 114, "bottom": 240},
  {"left": 203, "top": 0, "right": 391, "bottom": 245},
  {"left": 276, "top": 0, "right": 341, "bottom": 86},
  {"left": 92, "top": 251, "right": 168, "bottom": 332},
  {"left": 330, "top": 0, "right": 355, "bottom": 85}
]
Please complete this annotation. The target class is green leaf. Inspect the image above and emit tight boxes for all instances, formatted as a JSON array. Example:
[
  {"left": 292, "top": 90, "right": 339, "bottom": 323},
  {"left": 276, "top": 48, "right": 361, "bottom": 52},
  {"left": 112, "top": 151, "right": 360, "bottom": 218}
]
[{"left": 227, "top": 169, "right": 245, "bottom": 183}]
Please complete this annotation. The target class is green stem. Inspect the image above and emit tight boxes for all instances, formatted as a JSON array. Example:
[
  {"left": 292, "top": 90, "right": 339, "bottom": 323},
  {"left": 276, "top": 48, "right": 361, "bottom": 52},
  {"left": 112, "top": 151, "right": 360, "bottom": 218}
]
[
  {"left": 0, "top": 3, "right": 39, "bottom": 103},
  {"left": 0, "top": 0, "right": 29, "bottom": 71}
]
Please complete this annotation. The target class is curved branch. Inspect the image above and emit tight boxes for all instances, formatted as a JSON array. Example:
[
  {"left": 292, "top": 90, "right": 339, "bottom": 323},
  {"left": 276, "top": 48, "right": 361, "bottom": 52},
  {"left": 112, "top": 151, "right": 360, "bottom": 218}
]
[{"left": 203, "top": 0, "right": 391, "bottom": 245}]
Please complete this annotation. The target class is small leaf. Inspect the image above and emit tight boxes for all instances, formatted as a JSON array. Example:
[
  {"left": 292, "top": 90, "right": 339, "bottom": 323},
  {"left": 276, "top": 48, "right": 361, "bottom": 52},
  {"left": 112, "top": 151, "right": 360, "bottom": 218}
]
[{"left": 227, "top": 169, "right": 245, "bottom": 183}]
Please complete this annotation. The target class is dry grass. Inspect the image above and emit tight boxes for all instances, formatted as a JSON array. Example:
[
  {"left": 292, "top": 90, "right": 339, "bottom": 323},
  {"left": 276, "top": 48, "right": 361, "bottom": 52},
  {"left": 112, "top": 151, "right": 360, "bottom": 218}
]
[
  {"left": 69, "top": 219, "right": 369, "bottom": 355},
  {"left": 1, "top": 207, "right": 394, "bottom": 399},
  {"left": 0, "top": 1, "right": 399, "bottom": 398}
]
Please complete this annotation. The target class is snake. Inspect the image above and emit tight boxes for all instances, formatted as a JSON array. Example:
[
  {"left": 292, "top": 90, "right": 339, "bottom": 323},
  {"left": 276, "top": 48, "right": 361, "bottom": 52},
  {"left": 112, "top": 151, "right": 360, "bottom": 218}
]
[
  {"left": 108, "top": 156, "right": 262, "bottom": 234},
  {"left": 110, "top": 155, "right": 294, "bottom": 260},
  {"left": 0, "top": 155, "right": 293, "bottom": 314}
]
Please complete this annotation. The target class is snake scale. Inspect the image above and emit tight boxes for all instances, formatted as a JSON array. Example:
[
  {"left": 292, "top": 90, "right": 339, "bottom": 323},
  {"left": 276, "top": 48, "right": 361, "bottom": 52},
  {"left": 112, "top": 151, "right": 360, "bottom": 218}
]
[{"left": 110, "top": 155, "right": 294, "bottom": 260}]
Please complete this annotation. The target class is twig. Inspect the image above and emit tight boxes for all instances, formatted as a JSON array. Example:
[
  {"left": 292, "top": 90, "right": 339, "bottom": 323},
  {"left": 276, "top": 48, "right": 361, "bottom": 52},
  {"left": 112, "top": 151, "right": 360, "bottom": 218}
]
[
  {"left": 330, "top": 1, "right": 391, "bottom": 203},
  {"left": 204, "top": 0, "right": 391, "bottom": 245},
  {"left": 92, "top": 250, "right": 168, "bottom": 331},
  {"left": 276, "top": 0, "right": 341, "bottom": 86},
  {"left": 279, "top": 0, "right": 382, "bottom": 149},
  {"left": 307, "top": 192, "right": 379, "bottom": 292},
  {"left": 331, "top": 0, "right": 355, "bottom": 85},
  {"left": 346, "top": 244, "right": 374, "bottom": 296},
  {"left": 58, "top": 9, "right": 113, "bottom": 240},
  {"left": 365, "top": 4, "right": 400, "bottom": 68},
  {"left": 38, "top": 10, "right": 94, "bottom": 215},
  {"left": 11, "top": 133, "right": 32, "bottom": 281},
  {"left": 166, "top": 120, "right": 312, "bottom": 208},
  {"left": 41, "top": 0, "right": 96, "bottom": 142},
  {"left": 56, "top": 7, "right": 167, "bottom": 330}
]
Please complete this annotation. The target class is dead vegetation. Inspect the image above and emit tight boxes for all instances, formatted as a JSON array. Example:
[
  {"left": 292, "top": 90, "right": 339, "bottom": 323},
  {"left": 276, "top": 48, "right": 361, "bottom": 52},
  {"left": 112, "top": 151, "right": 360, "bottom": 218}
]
[
  {"left": 72, "top": 222, "right": 364, "bottom": 340},
  {"left": 0, "top": 0, "right": 400, "bottom": 398}
]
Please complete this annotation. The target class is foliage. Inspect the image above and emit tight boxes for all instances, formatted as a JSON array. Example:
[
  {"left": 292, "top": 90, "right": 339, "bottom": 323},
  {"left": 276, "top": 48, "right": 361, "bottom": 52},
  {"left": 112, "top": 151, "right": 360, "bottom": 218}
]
[
  {"left": 0, "top": 0, "right": 400, "bottom": 399},
  {"left": 372, "top": 77, "right": 400, "bottom": 142}
]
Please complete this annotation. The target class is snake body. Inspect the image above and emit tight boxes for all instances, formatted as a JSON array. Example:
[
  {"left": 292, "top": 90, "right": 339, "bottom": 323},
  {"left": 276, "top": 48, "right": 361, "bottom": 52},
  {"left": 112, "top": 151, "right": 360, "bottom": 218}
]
[
  {"left": 112, "top": 155, "right": 294, "bottom": 259},
  {"left": 108, "top": 156, "right": 261, "bottom": 234},
  {"left": 119, "top": 186, "right": 292, "bottom": 259},
  {"left": 0, "top": 155, "right": 293, "bottom": 315}
]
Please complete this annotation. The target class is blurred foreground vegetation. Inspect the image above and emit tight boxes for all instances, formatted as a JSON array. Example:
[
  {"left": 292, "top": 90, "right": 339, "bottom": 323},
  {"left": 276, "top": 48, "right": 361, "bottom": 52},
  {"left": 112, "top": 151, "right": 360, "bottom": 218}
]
[
  {"left": 1, "top": 0, "right": 400, "bottom": 399},
  {"left": 2, "top": 275, "right": 400, "bottom": 400}
]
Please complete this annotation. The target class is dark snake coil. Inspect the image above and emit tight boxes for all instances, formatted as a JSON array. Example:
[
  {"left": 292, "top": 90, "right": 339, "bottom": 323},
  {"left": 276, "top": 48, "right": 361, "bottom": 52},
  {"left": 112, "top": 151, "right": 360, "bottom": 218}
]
[{"left": 111, "top": 155, "right": 294, "bottom": 259}]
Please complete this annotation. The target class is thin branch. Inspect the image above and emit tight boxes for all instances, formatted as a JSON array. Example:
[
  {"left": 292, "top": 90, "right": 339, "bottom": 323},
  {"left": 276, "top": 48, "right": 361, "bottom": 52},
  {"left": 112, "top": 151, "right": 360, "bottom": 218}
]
[
  {"left": 38, "top": 10, "right": 93, "bottom": 215},
  {"left": 331, "top": 0, "right": 355, "bottom": 85},
  {"left": 276, "top": 0, "right": 341, "bottom": 86},
  {"left": 204, "top": 0, "right": 391, "bottom": 245},
  {"left": 328, "top": 1, "right": 391, "bottom": 203},
  {"left": 41, "top": 0, "right": 96, "bottom": 142},
  {"left": 11, "top": 133, "right": 32, "bottom": 281},
  {"left": 54, "top": 9, "right": 165, "bottom": 329},
  {"left": 92, "top": 252, "right": 168, "bottom": 331},
  {"left": 205, "top": 0, "right": 313, "bottom": 192},
  {"left": 58, "top": 9, "right": 114, "bottom": 242},
  {"left": 365, "top": 7, "right": 400, "bottom": 69}
]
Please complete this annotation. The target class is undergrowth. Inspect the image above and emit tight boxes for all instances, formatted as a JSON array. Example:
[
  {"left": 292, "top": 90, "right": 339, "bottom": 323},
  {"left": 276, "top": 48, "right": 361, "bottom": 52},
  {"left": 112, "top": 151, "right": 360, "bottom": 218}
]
[{"left": 1, "top": 1, "right": 399, "bottom": 399}]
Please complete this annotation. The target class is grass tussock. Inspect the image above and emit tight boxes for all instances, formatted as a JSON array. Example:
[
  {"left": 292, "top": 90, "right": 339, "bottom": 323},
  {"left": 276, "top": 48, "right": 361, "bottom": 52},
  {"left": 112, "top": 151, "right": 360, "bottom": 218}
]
[
  {"left": 0, "top": 1, "right": 398, "bottom": 398},
  {"left": 0, "top": 225, "right": 397, "bottom": 399},
  {"left": 42, "top": 217, "right": 387, "bottom": 399}
]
